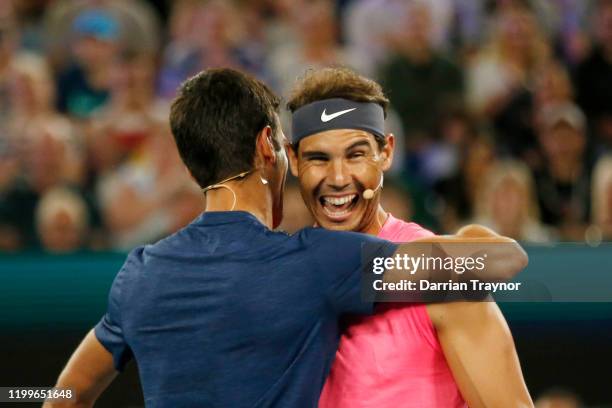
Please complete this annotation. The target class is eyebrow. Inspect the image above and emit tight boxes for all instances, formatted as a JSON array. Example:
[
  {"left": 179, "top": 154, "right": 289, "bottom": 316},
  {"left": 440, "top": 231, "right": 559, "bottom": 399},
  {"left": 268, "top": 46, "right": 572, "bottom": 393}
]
[
  {"left": 345, "top": 140, "right": 372, "bottom": 151},
  {"left": 301, "top": 139, "right": 373, "bottom": 159},
  {"left": 301, "top": 150, "right": 329, "bottom": 159}
]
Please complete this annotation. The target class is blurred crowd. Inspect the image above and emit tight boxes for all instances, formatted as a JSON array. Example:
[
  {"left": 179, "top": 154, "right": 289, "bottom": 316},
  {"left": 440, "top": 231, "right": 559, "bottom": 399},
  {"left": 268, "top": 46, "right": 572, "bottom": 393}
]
[{"left": 1, "top": 0, "right": 612, "bottom": 255}]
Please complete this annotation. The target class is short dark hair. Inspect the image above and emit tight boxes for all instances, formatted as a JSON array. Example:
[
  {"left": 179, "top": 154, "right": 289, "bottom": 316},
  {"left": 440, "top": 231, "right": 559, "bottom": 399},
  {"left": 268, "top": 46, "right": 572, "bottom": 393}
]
[
  {"left": 286, "top": 67, "right": 389, "bottom": 149},
  {"left": 170, "top": 68, "right": 280, "bottom": 188}
]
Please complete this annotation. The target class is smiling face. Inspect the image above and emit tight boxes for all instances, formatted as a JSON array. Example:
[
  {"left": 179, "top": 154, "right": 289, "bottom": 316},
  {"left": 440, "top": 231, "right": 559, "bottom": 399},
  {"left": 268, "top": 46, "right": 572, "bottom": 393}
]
[{"left": 289, "top": 129, "right": 393, "bottom": 234}]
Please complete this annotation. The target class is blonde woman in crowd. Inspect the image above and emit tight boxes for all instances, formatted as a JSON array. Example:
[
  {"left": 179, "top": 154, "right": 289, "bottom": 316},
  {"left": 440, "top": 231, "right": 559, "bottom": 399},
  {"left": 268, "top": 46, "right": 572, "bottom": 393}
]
[
  {"left": 36, "top": 186, "right": 90, "bottom": 253},
  {"left": 467, "top": 3, "right": 550, "bottom": 118},
  {"left": 473, "top": 160, "right": 552, "bottom": 243}
]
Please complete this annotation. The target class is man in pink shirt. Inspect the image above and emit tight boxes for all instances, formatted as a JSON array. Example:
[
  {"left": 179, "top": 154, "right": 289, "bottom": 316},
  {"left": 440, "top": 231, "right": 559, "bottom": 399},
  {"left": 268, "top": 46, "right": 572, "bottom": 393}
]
[{"left": 287, "top": 67, "right": 533, "bottom": 407}]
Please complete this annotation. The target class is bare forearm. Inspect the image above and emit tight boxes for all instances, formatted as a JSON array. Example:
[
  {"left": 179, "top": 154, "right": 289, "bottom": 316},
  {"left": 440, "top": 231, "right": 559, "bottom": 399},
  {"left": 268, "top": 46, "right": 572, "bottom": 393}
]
[
  {"left": 428, "top": 302, "right": 533, "bottom": 407},
  {"left": 42, "top": 330, "right": 117, "bottom": 408},
  {"left": 383, "top": 234, "right": 528, "bottom": 292}
]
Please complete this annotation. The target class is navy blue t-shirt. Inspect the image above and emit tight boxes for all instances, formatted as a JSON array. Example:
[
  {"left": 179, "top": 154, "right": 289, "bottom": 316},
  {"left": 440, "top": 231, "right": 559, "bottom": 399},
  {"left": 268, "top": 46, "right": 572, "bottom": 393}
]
[{"left": 95, "top": 211, "right": 397, "bottom": 407}]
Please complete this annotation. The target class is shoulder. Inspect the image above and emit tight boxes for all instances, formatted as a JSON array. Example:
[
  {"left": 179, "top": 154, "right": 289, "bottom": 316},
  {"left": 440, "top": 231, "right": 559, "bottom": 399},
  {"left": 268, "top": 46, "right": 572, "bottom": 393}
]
[
  {"left": 381, "top": 215, "right": 435, "bottom": 242},
  {"left": 400, "top": 222, "right": 435, "bottom": 239},
  {"left": 298, "top": 227, "right": 388, "bottom": 246},
  {"left": 296, "top": 228, "right": 395, "bottom": 265},
  {"left": 141, "top": 216, "right": 207, "bottom": 256},
  {"left": 116, "top": 246, "right": 146, "bottom": 281}
]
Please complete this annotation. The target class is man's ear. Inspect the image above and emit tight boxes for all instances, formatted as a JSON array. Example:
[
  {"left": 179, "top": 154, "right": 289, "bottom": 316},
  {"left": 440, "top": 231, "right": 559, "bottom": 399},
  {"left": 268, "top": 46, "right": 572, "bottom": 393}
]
[
  {"left": 256, "top": 126, "right": 276, "bottom": 166},
  {"left": 287, "top": 144, "right": 299, "bottom": 177},
  {"left": 380, "top": 133, "right": 395, "bottom": 171}
]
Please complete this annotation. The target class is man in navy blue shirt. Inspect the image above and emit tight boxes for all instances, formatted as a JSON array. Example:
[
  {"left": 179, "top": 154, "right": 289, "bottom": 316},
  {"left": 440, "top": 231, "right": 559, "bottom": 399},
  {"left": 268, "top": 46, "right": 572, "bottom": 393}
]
[{"left": 45, "top": 68, "right": 526, "bottom": 408}]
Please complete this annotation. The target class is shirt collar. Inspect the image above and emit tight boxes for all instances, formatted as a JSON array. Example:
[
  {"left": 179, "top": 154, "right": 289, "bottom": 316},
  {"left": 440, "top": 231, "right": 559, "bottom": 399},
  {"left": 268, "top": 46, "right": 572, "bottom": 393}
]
[{"left": 195, "top": 211, "right": 267, "bottom": 228}]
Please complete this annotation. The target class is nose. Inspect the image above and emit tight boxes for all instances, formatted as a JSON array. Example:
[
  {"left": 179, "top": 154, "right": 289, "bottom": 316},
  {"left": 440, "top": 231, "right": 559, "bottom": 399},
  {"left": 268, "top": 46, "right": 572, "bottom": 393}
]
[{"left": 326, "top": 158, "right": 351, "bottom": 190}]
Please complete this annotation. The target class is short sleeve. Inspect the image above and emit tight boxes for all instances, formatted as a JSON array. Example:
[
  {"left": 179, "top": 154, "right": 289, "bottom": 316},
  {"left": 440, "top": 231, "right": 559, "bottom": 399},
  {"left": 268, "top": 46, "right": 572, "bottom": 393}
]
[
  {"left": 308, "top": 229, "right": 398, "bottom": 317},
  {"left": 94, "top": 259, "right": 134, "bottom": 371}
]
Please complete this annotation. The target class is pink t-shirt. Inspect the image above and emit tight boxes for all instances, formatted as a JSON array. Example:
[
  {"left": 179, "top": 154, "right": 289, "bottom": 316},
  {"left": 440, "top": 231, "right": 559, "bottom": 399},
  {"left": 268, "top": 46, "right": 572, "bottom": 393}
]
[{"left": 319, "top": 214, "right": 466, "bottom": 408}]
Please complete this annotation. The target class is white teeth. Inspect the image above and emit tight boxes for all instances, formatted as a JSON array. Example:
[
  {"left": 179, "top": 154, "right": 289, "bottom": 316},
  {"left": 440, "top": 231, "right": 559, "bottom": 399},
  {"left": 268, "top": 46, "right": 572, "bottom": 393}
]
[
  {"left": 323, "top": 194, "right": 356, "bottom": 206},
  {"left": 323, "top": 207, "right": 350, "bottom": 218}
]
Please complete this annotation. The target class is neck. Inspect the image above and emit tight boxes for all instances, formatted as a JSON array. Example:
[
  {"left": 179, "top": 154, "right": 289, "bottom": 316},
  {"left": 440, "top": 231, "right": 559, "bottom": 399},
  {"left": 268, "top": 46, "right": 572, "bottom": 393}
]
[
  {"left": 360, "top": 205, "right": 389, "bottom": 236},
  {"left": 204, "top": 175, "right": 274, "bottom": 229}
]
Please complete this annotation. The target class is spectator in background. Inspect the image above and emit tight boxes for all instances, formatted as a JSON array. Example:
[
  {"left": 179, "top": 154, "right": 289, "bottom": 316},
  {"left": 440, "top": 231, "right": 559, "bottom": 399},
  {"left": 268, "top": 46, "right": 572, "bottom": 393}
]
[
  {"left": 467, "top": 3, "right": 550, "bottom": 121},
  {"left": 96, "top": 129, "right": 203, "bottom": 250},
  {"left": 434, "top": 133, "right": 496, "bottom": 233},
  {"left": 575, "top": 0, "right": 612, "bottom": 152},
  {"left": 89, "top": 48, "right": 203, "bottom": 249},
  {"left": 341, "top": 0, "right": 405, "bottom": 76},
  {"left": 158, "top": 0, "right": 268, "bottom": 99},
  {"left": 55, "top": 9, "right": 119, "bottom": 119},
  {"left": 44, "top": 0, "right": 160, "bottom": 69},
  {"left": 473, "top": 160, "right": 552, "bottom": 242},
  {"left": 533, "top": 60, "right": 576, "bottom": 123},
  {"left": 89, "top": 51, "right": 166, "bottom": 174},
  {"left": 379, "top": 1, "right": 464, "bottom": 154},
  {"left": 270, "top": 0, "right": 346, "bottom": 97},
  {"left": 535, "top": 103, "right": 592, "bottom": 240},
  {"left": 497, "top": 59, "right": 577, "bottom": 168},
  {"left": 591, "top": 155, "right": 612, "bottom": 240},
  {"left": 36, "top": 187, "right": 89, "bottom": 253},
  {"left": 83, "top": 50, "right": 167, "bottom": 245},
  {"left": 529, "top": 0, "right": 593, "bottom": 66},
  {"left": 156, "top": 0, "right": 200, "bottom": 98},
  {"left": 0, "top": 54, "right": 84, "bottom": 251},
  {"left": 10, "top": 53, "right": 84, "bottom": 188}
]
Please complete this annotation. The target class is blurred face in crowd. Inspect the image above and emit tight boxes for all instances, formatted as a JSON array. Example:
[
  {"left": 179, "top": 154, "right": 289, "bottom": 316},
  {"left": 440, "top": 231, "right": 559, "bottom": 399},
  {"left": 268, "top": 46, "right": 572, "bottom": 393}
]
[
  {"left": 38, "top": 209, "right": 85, "bottom": 253},
  {"left": 534, "top": 63, "right": 573, "bottom": 108},
  {"left": 498, "top": 7, "right": 536, "bottom": 52},
  {"left": 73, "top": 36, "right": 117, "bottom": 69},
  {"left": 11, "top": 65, "right": 55, "bottom": 114},
  {"left": 401, "top": 3, "right": 433, "bottom": 53},
  {"left": 112, "top": 54, "right": 156, "bottom": 95},
  {"left": 540, "top": 122, "right": 585, "bottom": 165},
  {"left": 296, "top": 0, "right": 336, "bottom": 47},
  {"left": 289, "top": 129, "right": 393, "bottom": 234},
  {"left": 197, "top": 0, "right": 234, "bottom": 47},
  {"left": 491, "top": 176, "right": 527, "bottom": 228},
  {"left": 23, "top": 131, "right": 68, "bottom": 192}
]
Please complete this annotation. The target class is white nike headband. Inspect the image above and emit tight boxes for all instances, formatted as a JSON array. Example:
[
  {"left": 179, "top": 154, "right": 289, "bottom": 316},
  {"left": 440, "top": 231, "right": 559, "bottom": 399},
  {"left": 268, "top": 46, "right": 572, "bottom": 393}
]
[{"left": 291, "top": 98, "right": 385, "bottom": 144}]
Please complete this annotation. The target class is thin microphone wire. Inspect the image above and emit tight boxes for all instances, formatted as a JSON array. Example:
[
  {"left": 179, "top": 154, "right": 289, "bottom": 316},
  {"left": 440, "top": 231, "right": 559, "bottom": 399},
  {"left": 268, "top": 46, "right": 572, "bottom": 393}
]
[{"left": 201, "top": 169, "right": 256, "bottom": 211}]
